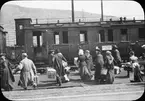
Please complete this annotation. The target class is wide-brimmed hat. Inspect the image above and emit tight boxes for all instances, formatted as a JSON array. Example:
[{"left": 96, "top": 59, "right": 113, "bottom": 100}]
[
  {"left": 22, "top": 53, "right": 28, "bottom": 57},
  {"left": 95, "top": 46, "right": 100, "bottom": 51},
  {"left": 106, "top": 51, "right": 111, "bottom": 55},
  {"left": 112, "top": 45, "right": 118, "bottom": 49}
]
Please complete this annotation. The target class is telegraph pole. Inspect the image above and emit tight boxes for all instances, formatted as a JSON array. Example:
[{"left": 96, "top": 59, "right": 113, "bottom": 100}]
[
  {"left": 101, "top": 0, "right": 104, "bottom": 21},
  {"left": 71, "top": 0, "right": 75, "bottom": 22}
]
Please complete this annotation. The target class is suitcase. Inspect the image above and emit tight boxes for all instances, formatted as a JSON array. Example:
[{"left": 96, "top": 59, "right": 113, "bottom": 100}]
[
  {"left": 101, "top": 68, "right": 108, "bottom": 75},
  {"left": 33, "top": 75, "right": 39, "bottom": 85},
  {"left": 129, "top": 71, "right": 134, "bottom": 81},
  {"left": 47, "top": 67, "right": 56, "bottom": 79}
]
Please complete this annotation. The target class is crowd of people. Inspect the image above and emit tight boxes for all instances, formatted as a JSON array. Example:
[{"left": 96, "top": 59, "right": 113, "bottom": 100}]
[
  {"left": 0, "top": 44, "right": 144, "bottom": 91},
  {"left": 76, "top": 45, "right": 121, "bottom": 84}
]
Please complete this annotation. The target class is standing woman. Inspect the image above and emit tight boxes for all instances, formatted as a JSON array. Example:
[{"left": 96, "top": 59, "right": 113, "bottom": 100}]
[
  {"left": 0, "top": 54, "right": 15, "bottom": 91},
  {"left": 104, "top": 51, "right": 115, "bottom": 84},
  {"left": 129, "top": 51, "right": 143, "bottom": 82},
  {"left": 94, "top": 47, "right": 104, "bottom": 83},
  {"left": 85, "top": 50, "right": 93, "bottom": 75},
  {"left": 77, "top": 50, "right": 91, "bottom": 81}
]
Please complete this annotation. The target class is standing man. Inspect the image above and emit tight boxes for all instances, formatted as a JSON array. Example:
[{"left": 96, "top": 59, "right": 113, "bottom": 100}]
[
  {"left": 0, "top": 53, "right": 15, "bottom": 91},
  {"left": 112, "top": 45, "right": 122, "bottom": 67},
  {"left": 14, "top": 53, "right": 37, "bottom": 90},
  {"left": 53, "top": 49, "right": 66, "bottom": 86},
  {"left": 94, "top": 47, "right": 104, "bottom": 84}
]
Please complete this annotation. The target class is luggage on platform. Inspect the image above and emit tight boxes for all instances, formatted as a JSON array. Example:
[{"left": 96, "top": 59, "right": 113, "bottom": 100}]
[
  {"left": 46, "top": 67, "right": 56, "bottom": 79},
  {"left": 129, "top": 70, "right": 134, "bottom": 81},
  {"left": 33, "top": 75, "right": 39, "bottom": 85},
  {"left": 101, "top": 68, "right": 108, "bottom": 75},
  {"left": 114, "top": 66, "right": 120, "bottom": 74}
]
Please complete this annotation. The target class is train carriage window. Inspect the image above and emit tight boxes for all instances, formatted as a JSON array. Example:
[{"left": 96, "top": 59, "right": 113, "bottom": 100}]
[
  {"left": 19, "top": 25, "right": 23, "bottom": 30},
  {"left": 99, "top": 30, "right": 105, "bottom": 42},
  {"left": 33, "top": 31, "right": 43, "bottom": 47},
  {"left": 54, "top": 32, "right": 60, "bottom": 44},
  {"left": 62, "top": 31, "right": 68, "bottom": 44},
  {"left": 138, "top": 28, "right": 145, "bottom": 39},
  {"left": 108, "top": 29, "right": 113, "bottom": 42},
  {"left": 79, "top": 30, "right": 87, "bottom": 43},
  {"left": 120, "top": 29, "right": 128, "bottom": 41}
]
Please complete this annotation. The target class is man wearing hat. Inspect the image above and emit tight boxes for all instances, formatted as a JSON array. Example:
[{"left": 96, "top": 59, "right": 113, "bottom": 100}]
[
  {"left": 14, "top": 53, "right": 37, "bottom": 90},
  {"left": 112, "top": 45, "right": 122, "bottom": 67},
  {"left": 94, "top": 47, "right": 104, "bottom": 83}
]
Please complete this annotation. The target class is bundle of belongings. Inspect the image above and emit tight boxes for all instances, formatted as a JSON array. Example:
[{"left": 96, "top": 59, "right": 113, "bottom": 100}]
[{"left": 62, "top": 60, "right": 70, "bottom": 82}]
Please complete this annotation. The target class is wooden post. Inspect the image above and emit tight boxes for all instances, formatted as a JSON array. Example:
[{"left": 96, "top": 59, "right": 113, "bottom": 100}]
[
  {"left": 71, "top": 0, "right": 75, "bottom": 22},
  {"left": 101, "top": 0, "right": 104, "bottom": 21}
]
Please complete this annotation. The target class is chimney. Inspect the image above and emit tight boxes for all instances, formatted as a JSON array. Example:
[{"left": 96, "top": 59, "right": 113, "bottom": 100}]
[
  {"left": 124, "top": 17, "right": 126, "bottom": 21},
  {"left": 120, "top": 17, "right": 123, "bottom": 22}
]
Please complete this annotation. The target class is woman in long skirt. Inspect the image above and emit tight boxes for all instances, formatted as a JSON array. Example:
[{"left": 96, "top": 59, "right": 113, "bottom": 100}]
[
  {"left": 78, "top": 51, "right": 91, "bottom": 81},
  {"left": 85, "top": 50, "right": 94, "bottom": 75},
  {"left": 129, "top": 51, "right": 143, "bottom": 82},
  {"left": 104, "top": 51, "right": 115, "bottom": 84},
  {"left": 0, "top": 54, "right": 15, "bottom": 91}
]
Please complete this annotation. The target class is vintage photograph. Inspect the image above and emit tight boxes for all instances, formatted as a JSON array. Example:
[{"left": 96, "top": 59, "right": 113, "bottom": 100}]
[{"left": 0, "top": 0, "right": 145, "bottom": 100}]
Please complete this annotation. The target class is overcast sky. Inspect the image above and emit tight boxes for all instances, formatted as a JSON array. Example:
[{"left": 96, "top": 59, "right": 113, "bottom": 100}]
[{"left": 3, "top": 0, "right": 145, "bottom": 19}]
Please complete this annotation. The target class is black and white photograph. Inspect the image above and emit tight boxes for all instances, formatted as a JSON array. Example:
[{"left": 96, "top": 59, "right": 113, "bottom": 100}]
[{"left": 0, "top": 0, "right": 145, "bottom": 100}]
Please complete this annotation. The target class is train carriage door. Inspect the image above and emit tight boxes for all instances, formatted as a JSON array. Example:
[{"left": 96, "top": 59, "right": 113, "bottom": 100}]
[
  {"left": 24, "top": 30, "right": 33, "bottom": 59},
  {"left": 33, "top": 31, "right": 43, "bottom": 60}
]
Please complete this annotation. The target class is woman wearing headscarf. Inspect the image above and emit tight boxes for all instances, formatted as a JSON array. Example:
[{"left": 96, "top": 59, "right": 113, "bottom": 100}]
[
  {"left": 129, "top": 51, "right": 143, "bottom": 82},
  {"left": 85, "top": 50, "right": 93, "bottom": 75},
  {"left": 94, "top": 47, "right": 104, "bottom": 83},
  {"left": 104, "top": 51, "right": 115, "bottom": 84},
  {"left": 0, "top": 54, "right": 15, "bottom": 91},
  {"left": 77, "top": 50, "right": 91, "bottom": 81}
]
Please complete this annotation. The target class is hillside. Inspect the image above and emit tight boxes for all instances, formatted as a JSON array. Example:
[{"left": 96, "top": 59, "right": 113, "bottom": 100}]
[{"left": 0, "top": 4, "right": 118, "bottom": 46}]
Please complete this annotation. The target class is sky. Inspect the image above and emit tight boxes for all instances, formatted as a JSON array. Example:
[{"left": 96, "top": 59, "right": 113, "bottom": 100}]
[{"left": 3, "top": 0, "right": 145, "bottom": 19}]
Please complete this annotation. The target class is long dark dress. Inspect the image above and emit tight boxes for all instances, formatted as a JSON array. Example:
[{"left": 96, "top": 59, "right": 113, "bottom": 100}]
[
  {"left": 85, "top": 55, "right": 94, "bottom": 74},
  {"left": 105, "top": 55, "right": 115, "bottom": 84},
  {"left": 0, "top": 60, "right": 15, "bottom": 91},
  {"left": 94, "top": 53, "right": 104, "bottom": 82},
  {"left": 130, "top": 62, "right": 143, "bottom": 82},
  {"left": 78, "top": 55, "right": 91, "bottom": 81}
]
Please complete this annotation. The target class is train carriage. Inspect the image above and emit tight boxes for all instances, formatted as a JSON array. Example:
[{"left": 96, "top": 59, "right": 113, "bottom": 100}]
[{"left": 12, "top": 18, "right": 145, "bottom": 64}]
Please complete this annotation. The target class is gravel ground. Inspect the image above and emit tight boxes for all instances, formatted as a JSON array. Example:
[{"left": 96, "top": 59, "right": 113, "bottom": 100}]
[{"left": 1, "top": 69, "right": 145, "bottom": 101}]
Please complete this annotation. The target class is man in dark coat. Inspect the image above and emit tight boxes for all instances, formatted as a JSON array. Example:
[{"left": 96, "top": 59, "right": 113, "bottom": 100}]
[
  {"left": 53, "top": 49, "right": 66, "bottom": 86},
  {"left": 112, "top": 45, "right": 122, "bottom": 67},
  {"left": 94, "top": 47, "right": 104, "bottom": 83},
  {"left": 0, "top": 54, "right": 15, "bottom": 91}
]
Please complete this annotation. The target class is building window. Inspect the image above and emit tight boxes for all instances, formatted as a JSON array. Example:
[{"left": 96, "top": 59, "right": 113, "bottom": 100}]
[
  {"left": 120, "top": 29, "right": 128, "bottom": 41},
  {"left": 19, "top": 25, "right": 23, "bottom": 30},
  {"left": 79, "top": 30, "right": 87, "bottom": 43},
  {"left": 99, "top": 30, "right": 105, "bottom": 42},
  {"left": 62, "top": 31, "right": 68, "bottom": 43},
  {"left": 54, "top": 32, "right": 59, "bottom": 44},
  {"left": 108, "top": 29, "right": 113, "bottom": 42},
  {"left": 138, "top": 28, "right": 145, "bottom": 39}
]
